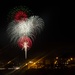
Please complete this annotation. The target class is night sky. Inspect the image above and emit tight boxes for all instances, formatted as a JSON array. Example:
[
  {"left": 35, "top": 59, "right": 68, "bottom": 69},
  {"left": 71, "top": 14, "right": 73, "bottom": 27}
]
[{"left": 0, "top": 0, "right": 75, "bottom": 61}]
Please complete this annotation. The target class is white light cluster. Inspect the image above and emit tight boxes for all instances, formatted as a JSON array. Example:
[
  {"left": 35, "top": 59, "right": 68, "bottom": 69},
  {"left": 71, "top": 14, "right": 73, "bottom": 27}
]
[{"left": 7, "top": 16, "right": 44, "bottom": 43}]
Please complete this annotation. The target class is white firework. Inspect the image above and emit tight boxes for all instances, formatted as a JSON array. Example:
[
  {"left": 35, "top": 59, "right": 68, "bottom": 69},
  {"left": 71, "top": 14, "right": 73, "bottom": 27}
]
[{"left": 7, "top": 16, "right": 44, "bottom": 43}]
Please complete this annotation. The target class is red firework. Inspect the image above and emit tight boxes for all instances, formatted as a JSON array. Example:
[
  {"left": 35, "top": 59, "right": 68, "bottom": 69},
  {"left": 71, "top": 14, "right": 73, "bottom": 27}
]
[
  {"left": 14, "top": 11, "right": 32, "bottom": 59},
  {"left": 14, "top": 11, "right": 28, "bottom": 22},
  {"left": 17, "top": 36, "right": 32, "bottom": 49},
  {"left": 17, "top": 36, "right": 32, "bottom": 59}
]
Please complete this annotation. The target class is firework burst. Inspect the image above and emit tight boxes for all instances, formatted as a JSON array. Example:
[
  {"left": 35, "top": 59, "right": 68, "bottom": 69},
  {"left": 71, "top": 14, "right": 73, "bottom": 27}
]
[
  {"left": 7, "top": 16, "right": 44, "bottom": 43},
  {"left": 7, "top": 6, "right": 44, "bottom": 59}
]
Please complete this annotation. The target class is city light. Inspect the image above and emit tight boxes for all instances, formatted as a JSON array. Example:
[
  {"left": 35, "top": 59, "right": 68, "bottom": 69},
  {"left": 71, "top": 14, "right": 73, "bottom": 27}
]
[
  {"left": 70, "top": 58, "right": 73, "bottom": 60},
  {"left": 7, "top": 61, "right": 11, "bottom": 64},
  {"left": 25, "top": 63, "right": 28, "bottom": 66},
  {"left": 29, "top": 61, "right": 33, "bottom": 63},
  {"left": 56, "top": 57, "right": 58, "bottom": 59},
  {"left": 0, "top": 57, "right": 75, "bottom": 70},
  {"left": 15, "top": 67, "right": 20, "bottom": 70},
  {"left": 67, "top": 59, "right": 70, "bottom": 62},
  {"left": 0, "top": 68, "right": 6, "bottom": 70},
  {"left": 54, "top": 60, "right": 58, "bottom": 64},
  {"left": 33, "top": 63, "right": 36, "bottom": 65}
]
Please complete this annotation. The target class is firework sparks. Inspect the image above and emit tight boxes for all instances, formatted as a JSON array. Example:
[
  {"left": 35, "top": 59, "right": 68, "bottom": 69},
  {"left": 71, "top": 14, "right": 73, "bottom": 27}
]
[
  {"left": 17, "top": 36, "right": 32, "bottom": 59},
  {"left": 7, "top": 16, "right": 44, "bottom": 43},
  {"left": 7, "top": 7, "right": 44, "bottom": 59}
]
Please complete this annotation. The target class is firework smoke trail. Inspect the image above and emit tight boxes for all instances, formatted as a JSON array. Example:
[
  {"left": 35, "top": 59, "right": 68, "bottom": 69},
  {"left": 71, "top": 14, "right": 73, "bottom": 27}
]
[
  {"left": 7, "top": 16, "right": 44, "bottom": 59},
  {"left": 23, "top": 42, "right": 29, "bottom": 59}
]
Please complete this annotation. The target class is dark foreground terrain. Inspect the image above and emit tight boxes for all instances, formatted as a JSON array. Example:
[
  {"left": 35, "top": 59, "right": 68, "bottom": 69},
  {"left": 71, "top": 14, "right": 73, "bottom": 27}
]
[{"left": 0, "top": 68, "right": 75, "bottom": 75}]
